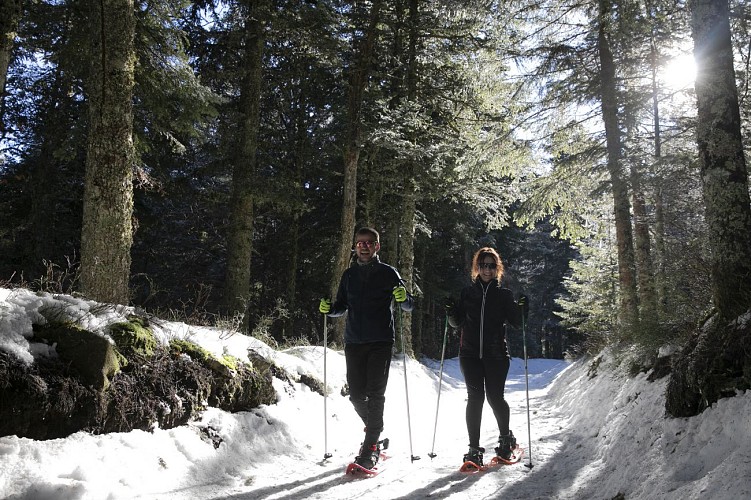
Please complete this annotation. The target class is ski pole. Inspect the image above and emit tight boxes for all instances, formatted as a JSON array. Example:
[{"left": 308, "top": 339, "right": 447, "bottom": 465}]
[
  {"left": 428, "top": 314, "right": 449, "bottom": 459},
  {"left": 521, "top": 303, "right": 534, "bottom": 469},
  {"left": 398, "top": 304, "right": 420, "bottom": 462},
  {"left": 323, "top": 313, "right": 332, "bottom": 460}
]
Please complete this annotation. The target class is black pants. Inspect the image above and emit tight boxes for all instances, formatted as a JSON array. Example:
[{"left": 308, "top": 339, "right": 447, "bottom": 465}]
[
  {"left": 460, "top": 356, "right": 510, "bottom": 448},
  {"left": 345, "top": 341, "right": 393, "bottom": 446}
]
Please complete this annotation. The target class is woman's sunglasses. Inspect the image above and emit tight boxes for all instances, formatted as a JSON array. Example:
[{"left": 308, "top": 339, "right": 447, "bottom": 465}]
[{"left": 478, "top": 263, "right": 497, "bottom": 270}]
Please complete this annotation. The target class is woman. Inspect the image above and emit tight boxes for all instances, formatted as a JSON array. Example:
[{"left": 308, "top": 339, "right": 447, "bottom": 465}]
[{"left": 448, "top": 247, "right": 528, "bottom": 467}]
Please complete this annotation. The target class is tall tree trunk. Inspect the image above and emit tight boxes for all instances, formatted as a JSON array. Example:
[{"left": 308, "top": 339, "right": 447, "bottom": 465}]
[
  {"left": 80, "top": 0, "right": 136, "bottom": 304},
  {"left": 282, "top": 91, "right": 309, "bottom": 341},
  {"left": 223, "top": 0, "right": 265, "bottom": 322},
  {"left": 398, "top": 0, "right": 419, "bottom": 357},
  {"left": 649, "top": 34, "right": 669, "bottom": 317},
  {"left": 31, "top": 102, "right": 65, "bottom": 269},
  {"left": 629, "top": 161, "right": 658, "bottom": 328},
  {"left": 329, "top": 0, "right": 383, "bottom": 345},
  {"left": 691, "top": 0, "right": 751, "bottom": 318},
  {"left": 597, "top": 0, "right": 638, "bottom": 331},
  {"left": 30, "top": 147, "right": 58, "bottom": 270},
  {"left": 0, "top": 0, "right": 22, "bottom": 133},
  {"left": 625, "top": 107, "right": 658, "bottom": 329},
  {"left": 666, "top": 0, "right": 751, "bottom": 418},
  {"left": 398, "top": 185, "right": 416, "bottom": 355}
]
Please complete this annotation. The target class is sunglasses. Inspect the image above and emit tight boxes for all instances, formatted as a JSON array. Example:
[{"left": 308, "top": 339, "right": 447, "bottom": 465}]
[
  {"left": 356, "top": 240, "right": 377, "bottom": 248},
  {"left": 478, "top": 262, "right": 497, "bottom": 270}
]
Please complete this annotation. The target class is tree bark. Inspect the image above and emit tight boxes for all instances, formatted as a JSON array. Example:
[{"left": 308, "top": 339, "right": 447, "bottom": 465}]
[
  {"left": 0, "top": 0, "right": 22, "bottom": 132},
  {"left": 666, "top": 0, "right": 751, "bottom": 418},
  {"left": 80, "top": 0, "right": 136, "bottom": 304},
  {"left": 649, "top": 34, "right": 669, "bottom": 317},
  {"left": 691, "top": 0, "right": 751, "bottom": 318},
  {"left": 282, "top": 86, "right": 309, "bottom": 341},
  {"left": 597, "top": 0, "right": 639, "bottom": 330},
  {"left": 398, "top": 0, "right": 419, "bottom": 357},
  {"left": 630, "top": 161, "right": 658, "bottom": 328},
  {"left": 223, "top": 0, "right": 265, "bottom": 321}
]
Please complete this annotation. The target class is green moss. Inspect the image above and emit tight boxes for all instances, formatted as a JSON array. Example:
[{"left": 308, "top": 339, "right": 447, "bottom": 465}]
[
  {"left": 221, "top": 355, "right": 241, "bottom": 372},
  {"left": 113, "top": 348, "right": 129, "bottom": 369},
  {"left": 109, "top": 318, "right": 158, "bottom": 358},
  {"left": 170, "top": 339, "right": 214, "bottom": 363},
  {"left": 170, "top": 340, "right": 248, "bottom": 376}
]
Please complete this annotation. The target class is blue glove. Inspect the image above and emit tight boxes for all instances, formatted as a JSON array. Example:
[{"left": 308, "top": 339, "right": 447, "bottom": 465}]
[
  {"left": 319, "top": 298, "right": 331, "bottom": 314},
  {"left": 393, "top": 286, "right": 408, "bottom": 303}
]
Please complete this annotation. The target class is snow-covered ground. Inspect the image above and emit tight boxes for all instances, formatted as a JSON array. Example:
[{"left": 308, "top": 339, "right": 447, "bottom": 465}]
[{"left": 1, "top": 287, "right": 750, "bottom": 499}]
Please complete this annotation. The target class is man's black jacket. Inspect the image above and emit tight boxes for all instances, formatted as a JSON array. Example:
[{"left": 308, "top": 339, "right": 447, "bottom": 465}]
[{"left": 328, "top": 256, "right": 414, "bottom": 345}]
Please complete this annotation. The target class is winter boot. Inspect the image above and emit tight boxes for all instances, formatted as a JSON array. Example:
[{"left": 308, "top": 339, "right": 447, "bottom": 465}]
[
  {"left": 462, "top": 445, "right": 485, "bottom": 466},
  {"left": 355, "top": 442, "right": 380, "bottom": 470},
  {"left": 495, "top": 430, "right": 517, "bottom": 460}
]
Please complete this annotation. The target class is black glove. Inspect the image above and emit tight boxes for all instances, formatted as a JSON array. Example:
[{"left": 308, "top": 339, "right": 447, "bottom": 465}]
[
  {"left": 444, "top": 298, "right": 456, "bottom": 316},
  {"left": 518, "top": 294, "right": 529, "bottom": 319}
]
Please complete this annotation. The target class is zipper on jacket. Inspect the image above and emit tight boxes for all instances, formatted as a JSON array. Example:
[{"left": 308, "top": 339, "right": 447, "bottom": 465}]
[{"left": 479, "top": 282, "right": 490, "bottom": 359}]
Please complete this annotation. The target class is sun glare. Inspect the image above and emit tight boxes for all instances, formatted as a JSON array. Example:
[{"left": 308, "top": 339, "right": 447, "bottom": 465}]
[{"left": 661, "top": 53, "right": 697, "bottom": 90}]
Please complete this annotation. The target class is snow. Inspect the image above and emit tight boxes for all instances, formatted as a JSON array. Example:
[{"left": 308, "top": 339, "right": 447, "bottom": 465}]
[{"left": 1, "top": 287, "right": 750, "bottom": 499}]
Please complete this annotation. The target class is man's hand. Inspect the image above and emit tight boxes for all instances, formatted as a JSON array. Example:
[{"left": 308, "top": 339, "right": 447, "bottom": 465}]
[
  {"left": 319, "top": 298, "right": 331, "bottom": 314},
  {"left": 444, "top": 298, "right": 456, "bottom": 316},
  {"left": 393, "top": 286, "right": 408, "bottom": 303}
]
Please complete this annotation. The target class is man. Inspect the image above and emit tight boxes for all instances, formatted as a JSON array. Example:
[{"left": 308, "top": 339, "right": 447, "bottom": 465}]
[{"left": 319, "top": 227, "right": 414, "bottom": 470}]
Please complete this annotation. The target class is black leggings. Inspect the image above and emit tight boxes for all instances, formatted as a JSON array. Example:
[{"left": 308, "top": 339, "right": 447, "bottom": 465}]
[
  {"left": 460, "top": 356, "right": 510, "bottom": 448},
  {"left": 345, "top": 341, "right": 393, "bottom": 446}
]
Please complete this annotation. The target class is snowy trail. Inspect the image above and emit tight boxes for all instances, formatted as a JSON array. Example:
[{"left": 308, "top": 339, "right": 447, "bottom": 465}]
[
  {"left": 166, "top": 355, "right": 572, "bottom": 500},
  {"left": 4, "top": 290, "right": 751, "bottom": 500}
]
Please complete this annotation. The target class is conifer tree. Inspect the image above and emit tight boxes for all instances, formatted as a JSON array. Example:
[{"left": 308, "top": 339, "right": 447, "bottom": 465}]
[
  {"left": 666, "top": 0, "right": 751, "bottom": 417},
  {"left": 79, "top": 0, "right": 137, "bottom": 304}
]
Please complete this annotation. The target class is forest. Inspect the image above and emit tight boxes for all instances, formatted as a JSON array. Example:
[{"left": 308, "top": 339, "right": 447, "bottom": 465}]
[{"left": 1, "top": 0, "right": 750, "bottom": 418}]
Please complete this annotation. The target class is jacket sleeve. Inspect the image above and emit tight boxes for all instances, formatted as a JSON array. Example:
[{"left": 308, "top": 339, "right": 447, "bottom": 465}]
[
  {"left": 504, "top": 289, "right": 527, "bottom": 329},
  {"left": 327, "top": 272, "right": 348, "bottom": 318},
  {"left": 399, "top": 296, "right": 415, "bottom": 312},
  {"left": 447, "top": 292, "right": 464, "bottom": 329},
  {"left": 398, "top": 284, "right": 415, "bottom": 313},
  {"left": 393, "top": 268, "right": 415, "bottom": 312}
]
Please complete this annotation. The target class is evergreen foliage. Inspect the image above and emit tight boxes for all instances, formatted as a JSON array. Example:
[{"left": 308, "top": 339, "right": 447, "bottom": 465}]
[{"left": 1, "top": 0, "right": 750, "bottom": 385}]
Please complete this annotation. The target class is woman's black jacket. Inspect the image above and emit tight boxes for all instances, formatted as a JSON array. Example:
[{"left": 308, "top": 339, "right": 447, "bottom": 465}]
[{"left": 448, "top": 280, "right": 524, "bottom": 359}]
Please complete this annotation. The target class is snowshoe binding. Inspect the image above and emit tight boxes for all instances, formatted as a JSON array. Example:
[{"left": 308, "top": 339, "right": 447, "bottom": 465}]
[
  {"left": 459, "top": 445, "right": 485, "bottom": 473},
  {"left": 489, "top": 430, "right": 524, "bottom": 465},
  {"left": 345, "top": 438, "right": 389, "bottom": 476}
]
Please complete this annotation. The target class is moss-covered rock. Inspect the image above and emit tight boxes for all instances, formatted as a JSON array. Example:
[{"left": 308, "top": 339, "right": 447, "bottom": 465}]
[
  {"left": 109, "top": 317, "right": 158, "bottom": 358},
  {"left": 169, "top": 341, "right": 278, "bottom": 411},
  {"left": 208, "top": 349, "right": 277, "bottom": 411},
  {"left": 169, "top": 339, "right": 234, "bottom": 377},
  {"left": 33, "top": 322, "right": 120, "bottom": 391},
  {"left": 2, "top": 321, "right": 278, "bottom": 440},
  {"left": 100, "top": 347, "right": 215, "bottom": 432}
]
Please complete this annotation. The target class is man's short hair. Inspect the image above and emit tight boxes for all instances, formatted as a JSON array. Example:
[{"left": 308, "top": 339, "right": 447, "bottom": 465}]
[{"left": 356, "top": 227, "right": 380, "bottom": 243}]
